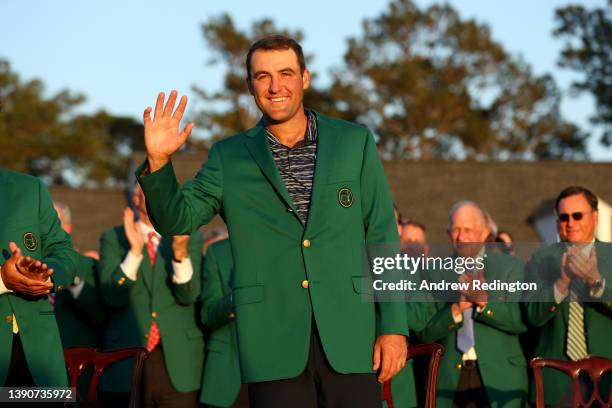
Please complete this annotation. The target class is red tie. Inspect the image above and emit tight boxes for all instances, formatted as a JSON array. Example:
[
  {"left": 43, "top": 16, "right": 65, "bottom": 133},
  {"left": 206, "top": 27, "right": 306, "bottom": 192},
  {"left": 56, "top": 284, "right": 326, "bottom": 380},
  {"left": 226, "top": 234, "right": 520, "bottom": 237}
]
[
  {"left": 145, "top": 231, "right": 160, "bottom": 351},
  {"left": 147, "top": 231, "right": 157, "bottom": 265}
]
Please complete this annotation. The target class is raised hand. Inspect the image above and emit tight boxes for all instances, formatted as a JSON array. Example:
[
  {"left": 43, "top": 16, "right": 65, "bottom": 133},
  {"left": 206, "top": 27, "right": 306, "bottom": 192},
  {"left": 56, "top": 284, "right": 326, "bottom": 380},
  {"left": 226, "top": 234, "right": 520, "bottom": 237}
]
[
  {"left": 123, "top": 207, "right": 144, "bottom": 256},
  {"left": 1, "top": 242, "right": 54, "bottom": 296},
  {"left": 143, "top": 90, "right": 195, "bottom": 172}
]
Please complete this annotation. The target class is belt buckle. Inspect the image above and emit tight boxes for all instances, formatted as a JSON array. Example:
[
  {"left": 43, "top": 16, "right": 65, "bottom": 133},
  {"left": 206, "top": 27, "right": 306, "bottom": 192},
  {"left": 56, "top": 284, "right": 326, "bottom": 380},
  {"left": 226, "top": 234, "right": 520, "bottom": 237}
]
[{"left": 462, "top": 359, "right": 477, "bottom": 368}]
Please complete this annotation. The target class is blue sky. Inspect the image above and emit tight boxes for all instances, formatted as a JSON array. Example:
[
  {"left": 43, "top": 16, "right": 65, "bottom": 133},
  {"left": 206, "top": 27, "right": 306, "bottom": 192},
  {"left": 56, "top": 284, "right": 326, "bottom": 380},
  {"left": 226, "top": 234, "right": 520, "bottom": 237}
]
[{"left": 1, "top": 0, "right": 610, "bottom": 160}]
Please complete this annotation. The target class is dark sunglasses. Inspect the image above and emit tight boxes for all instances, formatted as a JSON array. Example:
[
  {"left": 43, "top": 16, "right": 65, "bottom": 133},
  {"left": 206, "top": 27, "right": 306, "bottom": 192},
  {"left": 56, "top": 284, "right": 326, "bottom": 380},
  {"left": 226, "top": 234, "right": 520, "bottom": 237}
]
[{"left": 558, "top": 212, "right": 589, "bottom": 222}]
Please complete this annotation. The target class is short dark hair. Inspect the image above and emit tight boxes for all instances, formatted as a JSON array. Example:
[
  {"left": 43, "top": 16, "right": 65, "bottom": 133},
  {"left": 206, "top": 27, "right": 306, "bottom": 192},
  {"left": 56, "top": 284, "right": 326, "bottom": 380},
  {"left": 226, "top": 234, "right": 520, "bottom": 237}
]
[
  {"left": 555, "top": 186, "right": 598, "bottom": 212},
  {"left": 401, "top": 219, "right": 426, "bottom": 233},
  {"left": 246, "top": 35, "right": 306, "bottom": 80}
]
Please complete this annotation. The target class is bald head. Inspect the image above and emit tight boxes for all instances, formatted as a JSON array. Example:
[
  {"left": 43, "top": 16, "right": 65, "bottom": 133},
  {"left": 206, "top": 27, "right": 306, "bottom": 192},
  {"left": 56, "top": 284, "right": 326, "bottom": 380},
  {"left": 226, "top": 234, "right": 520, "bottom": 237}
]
[{"left": 447, "top": 201, "right": 489, "bottom": 246}]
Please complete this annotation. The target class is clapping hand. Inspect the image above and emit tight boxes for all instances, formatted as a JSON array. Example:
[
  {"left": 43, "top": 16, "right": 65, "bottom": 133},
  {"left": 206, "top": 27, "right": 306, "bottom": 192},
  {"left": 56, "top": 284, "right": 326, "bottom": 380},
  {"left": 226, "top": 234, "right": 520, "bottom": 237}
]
[
  {"left": 566, "top": 245, "right": 601, "bottom": 287},
  {"left": 459, "top": 269, "right": 488, "bottom": 308},
  {"left": 1, "top": 242, "right": 54, "bottom": 296},
  {"left": 143, "top": 90, "right": 194, "bottom": 173},
  {"left": 123, "top": 208, "right": 144, "bottom": 256}
]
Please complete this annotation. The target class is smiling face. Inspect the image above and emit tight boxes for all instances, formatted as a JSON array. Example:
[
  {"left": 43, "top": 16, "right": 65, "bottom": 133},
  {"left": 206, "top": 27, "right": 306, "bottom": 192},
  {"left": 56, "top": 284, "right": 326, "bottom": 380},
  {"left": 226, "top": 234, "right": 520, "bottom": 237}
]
[
  {"left": 247, "top": 48, "right": 310, "bottom": 124},
  {"left": 557, "top": 193, "right": 598, "bottom": 243},
  {"left": 448, "top": 204, "right": 489, "bottom": 257}
]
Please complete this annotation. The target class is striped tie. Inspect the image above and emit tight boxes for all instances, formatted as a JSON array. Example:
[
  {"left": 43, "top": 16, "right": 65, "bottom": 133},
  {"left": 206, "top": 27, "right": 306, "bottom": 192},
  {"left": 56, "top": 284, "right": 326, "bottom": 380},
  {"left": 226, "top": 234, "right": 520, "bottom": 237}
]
[{"left": 566, "top": 280, "right": 588, "bottom": 361}]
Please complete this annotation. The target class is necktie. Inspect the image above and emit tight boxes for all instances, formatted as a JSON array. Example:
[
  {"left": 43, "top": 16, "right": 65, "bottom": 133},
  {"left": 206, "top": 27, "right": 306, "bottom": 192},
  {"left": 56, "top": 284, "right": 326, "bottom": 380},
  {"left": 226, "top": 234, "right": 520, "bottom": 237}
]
[
  {"left": 147, "top": 231, "right": 157, "bottom": 265},
  {"left": 457, "top": 267, "right": 478, "bottom": 353},
  {"left": 145, "top": 231, "right": 160, "bottom": 352},
  {"left": 457, "top": 305, "right": 475, "bottom": 353},
  {"left": 566, "top": 280, "right": 588, "bottom": 361}
]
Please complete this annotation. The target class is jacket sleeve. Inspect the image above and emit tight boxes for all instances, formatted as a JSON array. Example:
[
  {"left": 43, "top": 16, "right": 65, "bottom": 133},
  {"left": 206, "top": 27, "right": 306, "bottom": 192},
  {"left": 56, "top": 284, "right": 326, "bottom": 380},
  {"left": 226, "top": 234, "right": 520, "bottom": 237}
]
[
  {"left": 38, "top": 178, "right": 78, "bottom": 291},
  {"left": 419, "top": 302, "right": 462, "bottom": 343},
  {"left": 522, "top": 252, "right": 560, "bottom": 327},
  {"left": 136, "top": 144, "right": 224, "bottom": 236},
  {"left": 474, "top": 257, "right": 527, "bottom": 334},
  {"left": 98, "top": 228, "right": 134, "bottom": 309},
  {"left": 360, "top": 129, "right": 408, "bottom": 336},
  {"left": 72, "top": 254, "right": 107, "bottom": 324}
]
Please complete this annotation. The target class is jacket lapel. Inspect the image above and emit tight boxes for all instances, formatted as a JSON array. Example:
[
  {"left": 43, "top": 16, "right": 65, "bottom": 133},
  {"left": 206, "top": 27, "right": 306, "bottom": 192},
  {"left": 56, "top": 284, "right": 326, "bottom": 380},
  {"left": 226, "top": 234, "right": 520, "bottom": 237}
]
[
  {"left": 140, "top": 249, "right": 154, "bottom": 294},
  {"left": 244, "top": 123, "right": 300, "bottom": 220},
  {"left": 305, "top": 113, "right": 339, "bottom": 231}
]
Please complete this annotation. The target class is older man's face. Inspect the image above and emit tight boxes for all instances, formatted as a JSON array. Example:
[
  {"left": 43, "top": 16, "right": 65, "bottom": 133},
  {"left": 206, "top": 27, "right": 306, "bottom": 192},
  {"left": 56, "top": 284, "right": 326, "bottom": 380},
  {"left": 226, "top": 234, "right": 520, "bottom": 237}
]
[
  {"left": 557, "top": 193, "right": 598, "bottom": 244},
  {"left": 448, "top": 205, "right": 489, "bottom": 256}
]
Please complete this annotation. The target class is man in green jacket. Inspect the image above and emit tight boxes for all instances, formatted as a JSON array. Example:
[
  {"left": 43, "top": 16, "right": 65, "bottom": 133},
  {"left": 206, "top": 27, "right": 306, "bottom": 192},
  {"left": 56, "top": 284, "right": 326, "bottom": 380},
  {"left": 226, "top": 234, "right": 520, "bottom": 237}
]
[
  {"left": 52, "top": 201, "right": 106, "bottom": 349},
  {"left": 524, "top": 186, "right": 612, "bottom": 406},
  {"left": 0, "top": 168, "right": 78, "bottom": 387},
  {"left": 200, "top": 238, "right": 249, "bottom": 408},
  {"left": 137, "top": 35, "right": 408, "bottom": 407},
  {"left": 420, "top": 201, "right": 528, "bottom": 408},
  {"left": 97, "top": 184, "right": 203, "bottom": 407}
]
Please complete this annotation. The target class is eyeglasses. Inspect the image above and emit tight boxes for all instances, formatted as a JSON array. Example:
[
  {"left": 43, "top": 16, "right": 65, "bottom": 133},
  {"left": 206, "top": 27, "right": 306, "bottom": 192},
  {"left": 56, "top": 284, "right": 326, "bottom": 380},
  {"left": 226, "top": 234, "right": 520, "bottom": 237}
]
[{"left": 558, "top": 211, "right": 590, "bottom": 222}]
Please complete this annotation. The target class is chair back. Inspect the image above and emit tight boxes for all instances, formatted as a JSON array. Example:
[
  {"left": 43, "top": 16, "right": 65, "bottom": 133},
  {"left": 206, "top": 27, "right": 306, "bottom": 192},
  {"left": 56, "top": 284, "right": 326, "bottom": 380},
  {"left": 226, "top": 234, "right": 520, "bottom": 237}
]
[
  {"left": 64, "top": 347, "right": 148, "bottom": 408},
  {"left": 382, "top": 343, "right": 445, "bottom": 408},
  {"left": 530, "top": 356, "right": 612, "bottom": 408}
]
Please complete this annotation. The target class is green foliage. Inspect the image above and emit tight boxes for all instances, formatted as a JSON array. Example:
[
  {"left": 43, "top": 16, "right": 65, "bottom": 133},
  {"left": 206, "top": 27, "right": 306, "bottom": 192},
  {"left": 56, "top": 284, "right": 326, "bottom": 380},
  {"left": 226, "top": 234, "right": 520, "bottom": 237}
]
[
  {"left": 194, "top": 0, "right": 588, "bottom": 160},
  {"left": 554, "top": 2, "right": 612, "bottom": 147},
  {"left": 0, "top": 59, "right": 143, "bottom": 186},
  {"left": 333, "top": 0, "right": 587, "bottom": 159}
]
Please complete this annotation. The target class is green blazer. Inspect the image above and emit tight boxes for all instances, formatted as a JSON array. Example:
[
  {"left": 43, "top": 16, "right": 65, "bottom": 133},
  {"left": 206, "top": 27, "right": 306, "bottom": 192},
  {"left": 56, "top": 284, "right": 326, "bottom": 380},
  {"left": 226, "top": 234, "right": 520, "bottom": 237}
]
[
  {"left": 387, "top": 300, "right": 436, "bottom": 408},
  {"left": 137, "top": 112, "right": 409, "bottom": 383},
  {"left": 97, "top": 225, "right": 204, "bottom": 393},
  {"left": 199, "top": 239, "right": 242, "bottom": 407},
  {"left": 420, "top": 252, "right": 528, "bottom": 408},
  {"left": 523, "top": 242, "right": 612, "bottom": 405},
  {"left": 0, "top": 168, "right": 78, "bottom": 386},
  {"left": 55, "top": 253, "right": 106, "bottom": 348}
]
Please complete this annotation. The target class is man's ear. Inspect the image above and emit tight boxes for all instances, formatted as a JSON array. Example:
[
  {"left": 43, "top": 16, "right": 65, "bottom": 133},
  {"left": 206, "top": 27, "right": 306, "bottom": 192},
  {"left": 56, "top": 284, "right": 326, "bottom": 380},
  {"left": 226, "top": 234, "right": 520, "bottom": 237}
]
[{"left": 302, "top": 68, "right": 311, "bottom": 90}]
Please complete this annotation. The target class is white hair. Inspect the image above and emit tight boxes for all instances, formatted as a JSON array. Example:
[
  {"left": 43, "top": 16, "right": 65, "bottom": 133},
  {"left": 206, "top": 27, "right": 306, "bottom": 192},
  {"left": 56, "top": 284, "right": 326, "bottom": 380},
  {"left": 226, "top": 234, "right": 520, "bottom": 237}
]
[{"left": 447, "top": 200, "right": 488, "bottom": 232}]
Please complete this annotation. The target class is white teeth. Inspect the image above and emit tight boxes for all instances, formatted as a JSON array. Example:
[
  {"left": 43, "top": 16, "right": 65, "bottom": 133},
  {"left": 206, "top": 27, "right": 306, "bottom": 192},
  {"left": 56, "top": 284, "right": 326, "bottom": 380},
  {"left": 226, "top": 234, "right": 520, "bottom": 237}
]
[{"left": 270, "top": 97, "right": 288, "bottom": 102}]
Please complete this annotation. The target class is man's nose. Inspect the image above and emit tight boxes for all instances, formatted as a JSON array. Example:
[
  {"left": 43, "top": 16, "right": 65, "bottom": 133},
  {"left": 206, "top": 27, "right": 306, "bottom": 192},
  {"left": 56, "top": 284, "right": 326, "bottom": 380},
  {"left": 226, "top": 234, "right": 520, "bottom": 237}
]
[{"left": 269, "top": 75, "right": 281, "bottom": 93}]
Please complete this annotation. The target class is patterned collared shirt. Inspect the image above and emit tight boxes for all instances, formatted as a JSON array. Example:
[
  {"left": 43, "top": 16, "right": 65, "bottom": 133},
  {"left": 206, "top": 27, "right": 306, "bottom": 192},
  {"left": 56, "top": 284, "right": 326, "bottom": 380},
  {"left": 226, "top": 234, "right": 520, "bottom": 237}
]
[{"left": 265, "top": 109, "right": 318, "bottom": 224}]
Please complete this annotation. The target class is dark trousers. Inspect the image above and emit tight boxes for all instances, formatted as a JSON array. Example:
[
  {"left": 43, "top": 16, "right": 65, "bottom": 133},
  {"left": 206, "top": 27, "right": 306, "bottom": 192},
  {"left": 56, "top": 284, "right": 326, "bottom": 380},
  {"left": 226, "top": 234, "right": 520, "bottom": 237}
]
[
  {"left": 5, "top": 334, "right": 62, "bottom": 407},
  {"left": 100, "top": 345, "right": 198, "bottom": 408},
  {"left": 452, "top": 360, "right": 490, "bottom": 408},
  {"left": 248, "top": 322, "right": 381, "bottom": 408},
  {"left": 5, "top": 334, "right": 36, "bottom": 387}
]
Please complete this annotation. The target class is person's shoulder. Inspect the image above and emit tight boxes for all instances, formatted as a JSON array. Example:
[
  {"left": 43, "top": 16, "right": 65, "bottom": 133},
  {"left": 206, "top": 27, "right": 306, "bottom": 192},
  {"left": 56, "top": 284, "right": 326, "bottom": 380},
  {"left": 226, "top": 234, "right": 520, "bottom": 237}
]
[
  {"left": 100, "top": 224, "right": 126, "bottom": 241},
  {"left": 212, "top": 126, "right": 260, "bottom": 151},
  {"left": 0, "top": 168, "right": 41, "bottom": 188},
  {"left": 315, "top": 111, "right": 371, "bottom": 136},
  {"left": 486, "top": 250, "right": 524, "bottom": 270}
]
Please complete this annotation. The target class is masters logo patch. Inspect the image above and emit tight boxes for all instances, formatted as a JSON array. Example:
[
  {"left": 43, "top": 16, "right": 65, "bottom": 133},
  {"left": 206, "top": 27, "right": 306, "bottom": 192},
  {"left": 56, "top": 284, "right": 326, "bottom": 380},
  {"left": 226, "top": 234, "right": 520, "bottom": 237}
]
[
  {"left": 338, "top": 187, "right": 353, "bottom": 208},
  {"left": 23, "top": 232, "right": 38, "bottom": 251}
]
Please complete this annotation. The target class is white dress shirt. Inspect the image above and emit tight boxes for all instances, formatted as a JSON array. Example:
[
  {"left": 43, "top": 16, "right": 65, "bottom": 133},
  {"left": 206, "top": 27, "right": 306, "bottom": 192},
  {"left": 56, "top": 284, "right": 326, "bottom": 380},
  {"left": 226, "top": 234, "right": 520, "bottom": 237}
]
[{"left": 120, "top": 221, "right": 194, "bottom": 284}]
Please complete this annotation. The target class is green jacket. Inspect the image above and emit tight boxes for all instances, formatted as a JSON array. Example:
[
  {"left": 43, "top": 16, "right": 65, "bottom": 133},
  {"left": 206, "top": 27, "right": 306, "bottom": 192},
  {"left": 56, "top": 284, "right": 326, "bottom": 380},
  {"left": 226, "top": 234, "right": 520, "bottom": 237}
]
[
  {"left": 97, "top": 225, "right": 204, "bottom": 393},
  {"left": 55, "top": 253, "right": 106, "bottom": 348},
  {"left": 0, "top": 168, "right": 78, "bottom": 386},
  {"left": 420, "top": 252, "right": 528, "bottom": 408},
  {"left": 386, "top": 300, "right": 436, "bottom": 408},
  {"left": 137, "top": 112, "right": 409, "bottom": 383},
  {"left": 523, "top": 242, "right": 612, "bottom": 405},
  {"left": 199, "top": 239, "right": 242, "bottom": 407}
]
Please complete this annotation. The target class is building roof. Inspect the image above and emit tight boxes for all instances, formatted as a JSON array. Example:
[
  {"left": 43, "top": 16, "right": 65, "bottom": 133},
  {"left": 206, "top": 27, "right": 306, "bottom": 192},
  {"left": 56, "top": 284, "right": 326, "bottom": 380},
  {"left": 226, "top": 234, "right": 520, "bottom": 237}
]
[{"left": 50, "top": 150, "right": 612, "bottom": 250}]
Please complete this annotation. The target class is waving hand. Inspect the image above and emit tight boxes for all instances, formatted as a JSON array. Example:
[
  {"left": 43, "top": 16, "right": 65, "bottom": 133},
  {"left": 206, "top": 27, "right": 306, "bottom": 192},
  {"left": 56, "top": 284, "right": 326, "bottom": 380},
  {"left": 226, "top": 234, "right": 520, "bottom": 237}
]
[{"left": 144, "top": 90, "right": 194, "bottom": 172}]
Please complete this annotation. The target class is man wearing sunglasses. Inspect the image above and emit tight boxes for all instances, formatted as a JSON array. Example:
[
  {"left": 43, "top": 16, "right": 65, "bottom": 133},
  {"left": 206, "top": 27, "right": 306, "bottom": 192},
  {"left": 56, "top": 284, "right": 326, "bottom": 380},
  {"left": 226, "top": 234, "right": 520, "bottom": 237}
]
[{"left": 524, "top": 186, "right": 612, "bottom": 406}]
